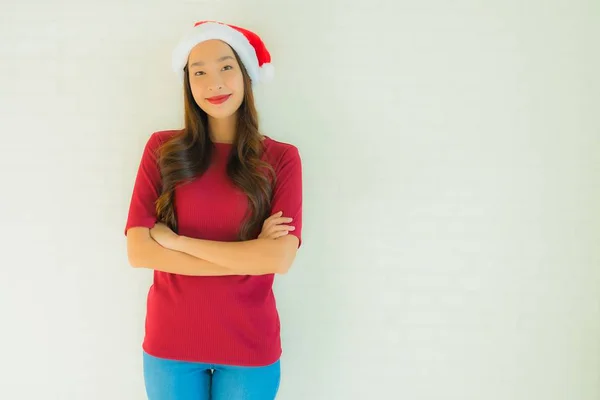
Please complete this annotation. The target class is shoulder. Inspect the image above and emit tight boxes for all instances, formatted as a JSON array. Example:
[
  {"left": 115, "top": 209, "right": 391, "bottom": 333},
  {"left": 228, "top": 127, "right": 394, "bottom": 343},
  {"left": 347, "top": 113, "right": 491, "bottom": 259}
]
[
  {"left": 149, "top": 129, "right": 182, "bottom": 147},
  {"left": 141, "top": 129, "right": 182, "bottom": 157},
  {"left": 262, "top": 136, "right": 301, "bottom": 167}
]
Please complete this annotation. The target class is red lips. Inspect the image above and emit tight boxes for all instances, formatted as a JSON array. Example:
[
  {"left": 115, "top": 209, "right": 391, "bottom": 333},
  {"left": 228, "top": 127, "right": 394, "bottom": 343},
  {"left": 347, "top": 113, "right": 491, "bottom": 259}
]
[{"left": 206, "top": 94, "right": 232, "bottom": 104}]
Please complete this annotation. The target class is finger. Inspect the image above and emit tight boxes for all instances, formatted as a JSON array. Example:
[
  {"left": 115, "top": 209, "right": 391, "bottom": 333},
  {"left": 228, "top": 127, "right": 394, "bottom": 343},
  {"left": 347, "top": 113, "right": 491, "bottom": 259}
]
[
  {"left": 271, "top": 217, "right": 293, "bottom": 226},
  {"left": 267, "top": 230, "right": 290, "bottom": 239},
  {"left": 264, "top": 225, "right": 295, "bottom": 237},
  {"left": 271, "top": 224, "right": 295, "bottom": 232},
  {"left": 264, "top": 214, "right": 290, "bottom": 230},
  {"left": 267, "top": 211, "right": 283, "bottom": 220},
  {"left": 263, "top": 211, "right": 283, "bottom": 227}
]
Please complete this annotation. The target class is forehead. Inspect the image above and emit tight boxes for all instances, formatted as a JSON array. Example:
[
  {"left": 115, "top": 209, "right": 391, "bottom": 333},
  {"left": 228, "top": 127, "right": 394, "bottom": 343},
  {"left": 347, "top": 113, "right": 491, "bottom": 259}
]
[{"left": 187, "top": 39, "right": 235, "bottom": 64}]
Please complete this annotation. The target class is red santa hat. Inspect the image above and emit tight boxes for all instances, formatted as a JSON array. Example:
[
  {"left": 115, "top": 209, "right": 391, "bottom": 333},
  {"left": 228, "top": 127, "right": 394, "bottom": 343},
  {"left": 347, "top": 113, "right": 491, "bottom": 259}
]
[{"left": 172, "top": 20, "right": 274, "bottom": 85}]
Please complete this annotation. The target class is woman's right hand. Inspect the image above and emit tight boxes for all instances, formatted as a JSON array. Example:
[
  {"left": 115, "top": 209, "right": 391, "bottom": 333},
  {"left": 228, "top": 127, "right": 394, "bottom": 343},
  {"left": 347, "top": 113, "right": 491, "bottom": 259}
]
[{"left": 258, "top": 211, "right": 295, "bottom": 239}]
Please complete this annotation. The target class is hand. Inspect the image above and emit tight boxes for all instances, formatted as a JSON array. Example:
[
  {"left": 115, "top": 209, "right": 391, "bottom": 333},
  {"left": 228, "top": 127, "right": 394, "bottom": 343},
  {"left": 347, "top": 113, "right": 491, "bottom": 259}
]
[
  {"left": 150, "top": 222, "right": 179, "bottom": 249},
  {"left": 258, "top": 211, "right": 295, "bottom": 240}
]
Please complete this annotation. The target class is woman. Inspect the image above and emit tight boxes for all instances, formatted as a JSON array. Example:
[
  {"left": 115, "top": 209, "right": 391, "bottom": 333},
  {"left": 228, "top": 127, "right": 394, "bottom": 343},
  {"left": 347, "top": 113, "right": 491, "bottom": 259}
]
[{"left": 124, "top": 20, "right": 302, "bottom": 400}]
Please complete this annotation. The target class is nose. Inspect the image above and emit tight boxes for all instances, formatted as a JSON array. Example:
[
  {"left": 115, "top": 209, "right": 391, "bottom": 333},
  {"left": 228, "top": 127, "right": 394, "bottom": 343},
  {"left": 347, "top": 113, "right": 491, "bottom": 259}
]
[{"left": 207, "top": 78, "right": 224, "bottom": 91}]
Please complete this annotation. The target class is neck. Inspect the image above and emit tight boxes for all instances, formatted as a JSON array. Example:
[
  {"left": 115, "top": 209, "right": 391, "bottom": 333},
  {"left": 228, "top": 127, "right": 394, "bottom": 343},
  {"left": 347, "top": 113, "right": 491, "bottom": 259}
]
[{"left": 208, "top": 114, "right": 237, "bottom": 144}]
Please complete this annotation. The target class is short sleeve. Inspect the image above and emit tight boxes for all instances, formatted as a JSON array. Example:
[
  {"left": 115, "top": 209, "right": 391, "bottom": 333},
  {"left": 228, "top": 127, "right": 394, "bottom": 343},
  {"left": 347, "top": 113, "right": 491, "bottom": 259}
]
[
  {"left": 270, "top": 145, "right": 303, "bottom": 247},
  {"left": 124, "top": 133, "right": 163, "bottom": 235}
]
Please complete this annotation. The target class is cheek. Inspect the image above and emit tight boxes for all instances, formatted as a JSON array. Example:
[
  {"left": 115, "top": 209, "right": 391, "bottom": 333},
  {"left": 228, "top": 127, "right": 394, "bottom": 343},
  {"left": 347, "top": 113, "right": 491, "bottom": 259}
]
[
  {"left": 230, "top": 75, "right": 245, "bottom": 104},
  {"left": 228, "top": 72, "right": 244, "bottom": 93},
  {"left": 189, "top": 83, "right": 205, "bottom": 104}
]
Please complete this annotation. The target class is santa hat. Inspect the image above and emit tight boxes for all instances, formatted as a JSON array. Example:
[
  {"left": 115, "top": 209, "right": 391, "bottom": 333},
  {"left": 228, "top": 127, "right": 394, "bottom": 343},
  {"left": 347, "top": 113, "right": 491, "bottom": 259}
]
[{"left": 172, "top": 20, "right": 274, "bottom": 85}]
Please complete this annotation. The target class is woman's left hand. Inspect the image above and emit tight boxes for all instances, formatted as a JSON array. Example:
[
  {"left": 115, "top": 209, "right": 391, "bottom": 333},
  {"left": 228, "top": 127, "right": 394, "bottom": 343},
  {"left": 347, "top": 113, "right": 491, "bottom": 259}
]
[{"left": 150, "top": 222, "right": 179, "bottom": 249}]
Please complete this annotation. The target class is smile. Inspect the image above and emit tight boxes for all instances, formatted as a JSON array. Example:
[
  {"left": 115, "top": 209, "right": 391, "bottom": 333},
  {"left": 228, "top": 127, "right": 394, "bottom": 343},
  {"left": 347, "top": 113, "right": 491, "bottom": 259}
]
[{"left": 206, "top": 94, "right": 232, "bottom": 105}]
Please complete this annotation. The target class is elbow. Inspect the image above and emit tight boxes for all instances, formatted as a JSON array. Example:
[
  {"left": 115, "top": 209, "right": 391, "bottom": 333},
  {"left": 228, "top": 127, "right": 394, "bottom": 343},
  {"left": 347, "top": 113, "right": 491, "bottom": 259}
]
[
  {"left": 128, "top": 247, "right": 152, "bottom": 269},
  {"left": 276, "top": 264, "right": 291, "bottom": 275},
  {"left": 270, "top": 236, "right": 299, "bottom": 275},
  {"left": 126, "top": 239, "right": 143, "bottom": 268},
  {"left": 274, "top": 262, "right": 287, "bottom": 275},
  {"left": 127, "top": 242, "right": 147, "bottom": 269},
  {"left": 126, "top": 227, "right": 153, "bottom": 269},
  {"left": 274, "top": 254, "right": 296, "bottom": 275},
  {"left": 127, "top": 251, "right": 142, "bottom": 269}
]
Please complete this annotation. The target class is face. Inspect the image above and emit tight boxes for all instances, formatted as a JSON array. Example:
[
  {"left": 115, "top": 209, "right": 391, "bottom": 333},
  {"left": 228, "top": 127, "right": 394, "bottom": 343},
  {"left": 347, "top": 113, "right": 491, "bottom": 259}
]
[{"left": 186, "top": 40, "right": 245, "bottom": 120}]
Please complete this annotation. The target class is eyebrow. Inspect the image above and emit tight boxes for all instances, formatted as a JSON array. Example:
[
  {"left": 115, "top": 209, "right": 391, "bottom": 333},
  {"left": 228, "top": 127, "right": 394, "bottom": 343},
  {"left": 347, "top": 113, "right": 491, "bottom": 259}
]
[{"left": 189, "top": 55, "right": 234, "bottom": 67}]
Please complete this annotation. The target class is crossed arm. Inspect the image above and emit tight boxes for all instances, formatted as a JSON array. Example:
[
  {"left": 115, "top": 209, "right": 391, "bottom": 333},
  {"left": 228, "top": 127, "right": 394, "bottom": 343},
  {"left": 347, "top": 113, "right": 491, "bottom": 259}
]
[{"left": 127, "top": 215, "right": 298, "bottom": 276}]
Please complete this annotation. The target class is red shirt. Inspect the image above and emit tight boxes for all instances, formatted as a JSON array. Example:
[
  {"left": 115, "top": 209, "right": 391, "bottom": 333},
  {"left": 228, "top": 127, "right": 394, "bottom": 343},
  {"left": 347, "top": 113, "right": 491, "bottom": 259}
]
[{"left": 124, "top": 130, "right": 302, "bottom": 366}]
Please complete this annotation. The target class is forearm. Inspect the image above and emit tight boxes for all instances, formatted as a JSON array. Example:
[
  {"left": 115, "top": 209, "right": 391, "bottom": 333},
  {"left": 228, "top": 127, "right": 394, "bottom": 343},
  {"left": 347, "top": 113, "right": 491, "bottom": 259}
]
[
  {"left": 173, "top": 236, "right": 293, "bottom": 275},
  {"left": 129, "top": 236, "right": 238, "bottom": 276}
]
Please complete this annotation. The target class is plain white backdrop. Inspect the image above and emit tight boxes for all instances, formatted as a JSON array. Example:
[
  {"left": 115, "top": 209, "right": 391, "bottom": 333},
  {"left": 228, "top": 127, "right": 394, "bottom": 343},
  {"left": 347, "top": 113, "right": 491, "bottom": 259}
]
[{"left": 1, "top": 0, "right": 599, "bottom": 399}]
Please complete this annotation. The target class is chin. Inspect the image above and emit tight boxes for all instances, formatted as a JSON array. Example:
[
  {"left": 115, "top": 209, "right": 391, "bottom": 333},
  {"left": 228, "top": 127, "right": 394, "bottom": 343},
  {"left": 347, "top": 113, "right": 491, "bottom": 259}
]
[
  {"left": 202, "top": 107, "right": 237, "bottom": 119},
  {"left": 202, "top": 100, "right": 243, "bottom": 119}
]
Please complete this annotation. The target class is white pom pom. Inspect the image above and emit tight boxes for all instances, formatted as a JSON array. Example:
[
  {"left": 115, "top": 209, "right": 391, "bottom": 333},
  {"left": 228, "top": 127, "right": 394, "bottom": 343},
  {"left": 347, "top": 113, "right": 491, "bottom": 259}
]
[{"left": 259, "top": 63, "right": 274, "bottom": 83}]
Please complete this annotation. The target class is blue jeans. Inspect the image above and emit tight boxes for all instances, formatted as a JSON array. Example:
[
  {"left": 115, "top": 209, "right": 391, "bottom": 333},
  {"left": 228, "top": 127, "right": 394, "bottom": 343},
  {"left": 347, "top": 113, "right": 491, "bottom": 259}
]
[{"left": 143, "top": 351, "right": 281, "bottom": 400}]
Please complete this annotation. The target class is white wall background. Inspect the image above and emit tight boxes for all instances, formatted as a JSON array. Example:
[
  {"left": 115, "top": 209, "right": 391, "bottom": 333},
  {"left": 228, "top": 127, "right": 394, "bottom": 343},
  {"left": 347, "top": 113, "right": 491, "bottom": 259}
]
[{"left": 1, "top": 0, "right": 598, "bottom": 399}]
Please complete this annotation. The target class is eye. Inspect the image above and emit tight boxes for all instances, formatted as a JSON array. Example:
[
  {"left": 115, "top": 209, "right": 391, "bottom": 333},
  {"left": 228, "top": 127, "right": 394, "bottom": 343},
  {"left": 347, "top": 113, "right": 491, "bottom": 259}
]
[
  {"left": 222, "top": 65, "right": 233, "bottom": 71},
  {"left": 194, "top": 71, "right": 205, "bottom": 76}
]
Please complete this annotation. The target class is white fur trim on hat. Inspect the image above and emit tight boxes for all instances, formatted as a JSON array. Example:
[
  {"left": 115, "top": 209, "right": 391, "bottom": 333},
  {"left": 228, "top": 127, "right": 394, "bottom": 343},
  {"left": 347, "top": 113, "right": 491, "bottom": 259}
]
[
  {"left": 259, "top": 62, "right": 274, "bottom": 82},
  {"left": 172, "top": 22, "right": 260, "bottom": 84}
]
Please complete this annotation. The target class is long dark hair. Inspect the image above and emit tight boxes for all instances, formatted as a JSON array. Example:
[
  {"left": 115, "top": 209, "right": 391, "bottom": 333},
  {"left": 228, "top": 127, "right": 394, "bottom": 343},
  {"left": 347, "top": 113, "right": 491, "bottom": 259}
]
[{"left": 155, "top": 48, "right": 275, "bottom": 240}]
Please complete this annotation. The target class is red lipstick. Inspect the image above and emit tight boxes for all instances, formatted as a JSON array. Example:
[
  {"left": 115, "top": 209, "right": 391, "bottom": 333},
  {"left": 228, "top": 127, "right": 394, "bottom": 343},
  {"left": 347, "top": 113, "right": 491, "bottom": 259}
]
[{"left": 206, "top": 94, "right": 231, "bottom": 105}]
